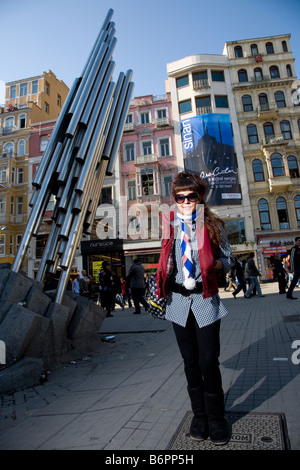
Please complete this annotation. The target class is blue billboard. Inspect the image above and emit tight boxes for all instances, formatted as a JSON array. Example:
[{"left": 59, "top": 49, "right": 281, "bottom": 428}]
[{"left": 181, "top": 114, "right": 242, "bottom": 205}]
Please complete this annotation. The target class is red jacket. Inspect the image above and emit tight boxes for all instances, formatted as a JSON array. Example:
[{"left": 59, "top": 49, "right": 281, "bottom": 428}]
[{"left": 155, "top": 210, "right": 219, "bottom": 300}]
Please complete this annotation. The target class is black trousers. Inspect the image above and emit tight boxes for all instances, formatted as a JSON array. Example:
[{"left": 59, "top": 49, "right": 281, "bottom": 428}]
[
  {"left": 172, "top": 312, "right": 222, "bottom": 394},
  {"left": 131, "top": 287, "right": 148, "bottom": 313}
]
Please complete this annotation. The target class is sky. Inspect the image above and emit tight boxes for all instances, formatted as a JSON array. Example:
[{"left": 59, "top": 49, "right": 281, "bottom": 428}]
[{"left": 1, "top": 0, "right": 300, "bottom": 103}]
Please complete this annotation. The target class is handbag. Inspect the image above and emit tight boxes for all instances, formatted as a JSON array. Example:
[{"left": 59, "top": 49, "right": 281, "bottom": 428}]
[{"left": 148, "top": 274, "right": 167, "bottom": 320}]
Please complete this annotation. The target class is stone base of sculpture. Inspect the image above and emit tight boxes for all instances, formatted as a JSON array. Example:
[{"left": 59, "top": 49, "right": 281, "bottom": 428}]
[{"left": 0, "top": 263, "right": 106, "bottom": 394}]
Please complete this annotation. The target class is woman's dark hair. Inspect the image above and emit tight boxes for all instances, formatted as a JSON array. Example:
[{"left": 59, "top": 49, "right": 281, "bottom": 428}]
[{"left": 172, "top": 171, "right": 224, "bottom": 245}]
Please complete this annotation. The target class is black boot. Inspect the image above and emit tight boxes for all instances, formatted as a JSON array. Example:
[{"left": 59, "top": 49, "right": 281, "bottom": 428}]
[
  {"left": 204, "top": 391, "right": 229, "bottom": 445},
  {"left": 187, "top": 386, "right": 209, "bottom": 441}
]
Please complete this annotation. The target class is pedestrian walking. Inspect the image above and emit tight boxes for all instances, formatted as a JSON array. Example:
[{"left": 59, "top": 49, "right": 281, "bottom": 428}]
[
  {"left": 273, "top": 254, "right": 287, "bottom": 294},
  {"left": 225, "top": 268, "right": 237, "bottom": 291},
  {"left": 232, "top": 255, "right": 247, "bottom": 298},
  {"left": 98, "top": 261, "right": 114, "bottom": 316},
  {"left": 286, "top": 236, "right": 300, "bottom": 300},
  {"left": 244, "top": 252, "right": 264, "bottom": 298},
  {"left": 79, "top": 270, "right": 89, "bottom": 297},
  {"left": 127, "top": 259, "right": 149, "bottom": 314},
  {"left": 155, "top": 171, "right": 234, "bottom": 446},
  {"left": 72, "top": 274, "right": 80, "bottom": 294}
]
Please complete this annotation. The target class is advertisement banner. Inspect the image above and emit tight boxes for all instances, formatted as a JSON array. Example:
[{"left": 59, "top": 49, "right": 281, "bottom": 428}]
[{"left": 181, "top": 114, "right": 242, "bottom": 205}]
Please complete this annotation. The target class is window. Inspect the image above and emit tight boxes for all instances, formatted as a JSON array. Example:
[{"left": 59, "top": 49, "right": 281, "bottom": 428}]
[
  {"left": 126, "top": 114, "right": 133, "bottom": 123},
  {"left": 286, "top": 65, "right": 292, "bottom": 77},
  {"left": 253, "top": 159, "right": 264, "bottom": 181},
  {"left": 5, "top": 117, "right": 14, "bottom": 130},
  {"left": 263, "top": 122, "right": 274, "bottom": 143},
  {"left": 280, "top": 120, "right": 292, "bottom": 140},
  {"left": 10, "top": 85, "right": 16, "bottom": 99},
  {"left": 124, "top": 143, "right": 135, "bottom": 161},
  {"left": 270, "top": 66, "right": 280, "bottom": 79},
  {"left": 196, "top": 96, "right": 211, "bottom": 113},
  {"left": 44, "top": 102, "right": 49, "bottom": 113},
  {"left": 142, "top": 141, "right": 152, "bottom": 155},
  {"left": 17, "top": 168, "right": 24, "bottom": 184},
  {"left": 99, "top": 187, "right": 112, "bottom": 205},
  {"left": 179, "top": 99, "right": 192, "bottom": 114},
  {"left": 3, "top": 142, "right": 13, "bottom": 157},
  {"left": 215, "top": 95, "right": 228, "bottom": 108},
  {"left": 234, "top": 46, "right": 243, "bottom": 58},
  {"left": 45, "top": 82, "right": 50, "bottom": 95},
  {"left": 127, "top": 180, "right": 136, "bottom": 201},
  {"left": 32, "top": 80, "right": 38, "bottom": 94},
  {"left": 57, "top": 94, "right": 61, "bottom": 107},
  {"left": 294, "top": 196, "right": 300, "bottom": 227},
  {"left": 0, "top": 167, "right": 7, "bottom": 183},
  {"left": 211, "top": 70, "right": 225, "bottom": 81},
  {"left": 259, "top": 93, "right": 269, "bottom": 110},
  {"left": 163, "top": 175, "right": 172, "bottom": 197},
  {"left": 298, "top": 119, "right": 300, "bottom": 132},
  {"left": 0, "top": 196, "right": 5, "bottom": 215},
  {"left": 193, "top": 71, "right": 208, "bottom": 87},
  {"left": 251, "top": 44, "right": 258, "bottom": 56},
  {"left": 276, "top": 197, "right": 289, "bottom": 229},
  {"left": 19, "top": 114, "right": 26, "bottom": 128},
  {"left": 20, "top": 83, "right": 28, "bottom": 96},
  {"left": 288, "top": 156, "right": 299, "bottom": 178},
  {"left": 266, "top": 42, "right": 274, "bottom": 54},
  {"left": 223, "top": 219, "right": 246, "bottom": 244},
  {"left": 282, "top": 41, "right": 288, "bottom": 52},
  {"left": 275, "top": 91, "right": 286, "bottom": 108},
  {"left": 247, "top": 124, "right": 258, "bottom": 143},
  {"left": 40, "top": 136, "right": 48, "bottom": 152},
  {"left": 271, "top": 153, "right": 284, "bottom": 176},
  {"left": 141, "top": 169, "right": 154, "bottom": 195},
  {"left": 11, "top": 167, "right": 15, "bottom": 183},
  {"left": 17, "top": 196, "right": 23, "bottom": 215},
  {"left": 140, "top": 112, "right": 150, "bottom": 124},
  {"left": 157, "top": 109, "right": 166, "bottom": 119},
  {"left": 254, "top": 67, "right": 263, "bottom": 81},
  {"left": 10, "top": 197, "right": 14, "bottom": 215},
  {"left": 258, "top": 199, "right": 271, "bottom": 230},
  {"left": 159, "top": 138, "right": 170, "bottom": 157},
  {"left": 18, "top": 140, "right": 25, "bottom": 156},
  {"left": 238, "top": 69, "right": 248, "bottom": 82},
  {"left": 242, "top": 95, "right": 253, "bottom": 112},
  {"left": 176, "top": 75, "right": 189, "bottom": 88},
  {"left": 0, "top": 233, "right": 5, "bottom": 256}
]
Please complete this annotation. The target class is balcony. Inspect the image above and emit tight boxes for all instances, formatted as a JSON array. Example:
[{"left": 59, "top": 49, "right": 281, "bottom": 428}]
[
  {"left": 196, "top": 106, "right": 212, "bottom": 115},
  {"left": 1, "top": 126, "right": 18, "bottom": 136},
  {"left": 193, "top": 79, "right": 210, "bottom": 91},
  {"left": 156, "top": 117, "right": 169, "bottom": 127},
  {"left": 268, "top": 175, "right": 291, "bottom": 192},
  {"left": 123, "top": 122, "right": 134, "bottom": 132},
  {"left": 261, "top": 135, "right": 285, "bottom": 148},
  {"left": 257, "top": 103, "right": 278, "bottom": 119},
  {"left": 136, "top": 154, "right": 158, "bottom": 165}
]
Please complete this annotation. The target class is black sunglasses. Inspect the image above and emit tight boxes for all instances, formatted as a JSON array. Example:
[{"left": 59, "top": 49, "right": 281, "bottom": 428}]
[{"left": 175, "top": 192, "right": 199, "bottom": 204}]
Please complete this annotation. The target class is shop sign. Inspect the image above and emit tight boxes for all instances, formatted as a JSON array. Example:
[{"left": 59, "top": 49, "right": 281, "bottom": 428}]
[{"left": 263, "top": 246, "right": 287, "bottom": 254}]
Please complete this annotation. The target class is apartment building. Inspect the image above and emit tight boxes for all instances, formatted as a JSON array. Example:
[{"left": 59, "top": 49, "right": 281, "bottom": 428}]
[
  {"left": 167, "top": 53, "right": 255, "bottom": 259},
  {"left": 223, "top": 34, "right": 300, "bottom": 280},
  {"left": 80, "top": 93, "right": 179, "bottom": 279},
  {"left": 0, "top": 71, "right": 69, "bottom": 272}
]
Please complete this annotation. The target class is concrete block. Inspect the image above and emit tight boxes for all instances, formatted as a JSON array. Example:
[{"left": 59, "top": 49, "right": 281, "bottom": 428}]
[
  {"left": 67, "top": 295, "right": 106, "bottom": 340},
  {"left": 0, "top": 271, "right": 34, "bottom": 304},
  {"left": 46, "top": 302, "right": 72, "bottom": 359},
  {"left": 0, "top": 357, "right": 43, "bottom": 394},
  {"left": 0, "top": 304, "right": 43, "bottom": 365},
  {"left": 26, "top": 285, "right": 52, "bottom": 316}
]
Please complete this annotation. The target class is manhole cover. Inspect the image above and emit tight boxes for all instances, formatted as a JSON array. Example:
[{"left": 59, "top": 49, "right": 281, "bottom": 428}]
[{"left": 167, "top": 412, "right": 290, "bottom": 450}]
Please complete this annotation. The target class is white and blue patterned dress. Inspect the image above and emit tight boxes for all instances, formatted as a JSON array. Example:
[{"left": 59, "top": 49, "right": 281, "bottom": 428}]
[{"left": 165, "top": 220, "right": 234, "bottom": 329}]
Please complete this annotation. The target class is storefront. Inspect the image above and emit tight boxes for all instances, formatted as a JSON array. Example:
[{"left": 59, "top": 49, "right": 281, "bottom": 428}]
[
  {"left": 256, "top": 234, "right": 295, "bottom": 281},
  {"left": 80, "top": 238, "right": 125, "bottom": 284}
]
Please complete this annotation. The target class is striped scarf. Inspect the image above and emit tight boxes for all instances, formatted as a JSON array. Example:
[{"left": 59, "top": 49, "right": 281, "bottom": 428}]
[{"left": 176, "top": 211, "right": 197, "bottom": 290}]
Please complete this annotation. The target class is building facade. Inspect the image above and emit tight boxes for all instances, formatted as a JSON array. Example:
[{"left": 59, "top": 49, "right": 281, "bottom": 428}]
[
  {"left": 223, "top": 34, "right": 300, "bottom": 279},
  {"left": 167, "top": 54, "right": 255, "bottom": 261},
  {"left": 0, "top": 71, "right": 69, "bottom": 271}
]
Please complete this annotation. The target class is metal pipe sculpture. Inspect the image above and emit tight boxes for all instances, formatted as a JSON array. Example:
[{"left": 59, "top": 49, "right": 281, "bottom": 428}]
[{"left": 11, "top": 8, "right": 134, "bottom": 304}]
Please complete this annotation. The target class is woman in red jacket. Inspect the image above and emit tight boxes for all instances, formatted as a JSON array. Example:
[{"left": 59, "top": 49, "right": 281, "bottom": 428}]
[{"left": 156, "top": 171, "right": 234, "bottom": 446}]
